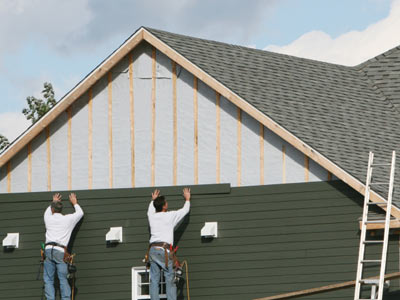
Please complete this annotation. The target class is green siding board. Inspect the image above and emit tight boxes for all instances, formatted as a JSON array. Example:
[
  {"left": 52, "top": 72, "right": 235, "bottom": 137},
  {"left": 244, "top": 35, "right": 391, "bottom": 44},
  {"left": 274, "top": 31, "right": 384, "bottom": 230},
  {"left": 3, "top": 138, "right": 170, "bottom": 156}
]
[{"left": 0, "top": 181, "right": 398, "bottom": 299}]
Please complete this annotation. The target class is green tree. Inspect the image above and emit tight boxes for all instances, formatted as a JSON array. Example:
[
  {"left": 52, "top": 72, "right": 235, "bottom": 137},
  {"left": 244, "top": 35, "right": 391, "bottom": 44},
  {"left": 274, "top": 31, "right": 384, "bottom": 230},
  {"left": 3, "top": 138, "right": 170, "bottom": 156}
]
[
  {"left": 22, "top": 82, "right": 56, "bottom": 124},
  {"left": 0, "top": 134, "right": 9, "bottom": 152}
]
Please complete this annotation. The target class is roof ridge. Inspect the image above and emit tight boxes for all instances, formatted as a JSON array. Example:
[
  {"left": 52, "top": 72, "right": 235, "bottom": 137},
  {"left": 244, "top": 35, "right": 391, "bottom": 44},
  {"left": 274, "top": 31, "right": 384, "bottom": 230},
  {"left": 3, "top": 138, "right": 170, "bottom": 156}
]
[
  {"left": 144, "top": 27, "right": 352, "bottom": 70},
  {"left": 355, "top": 45, "right": 400, "bottom": 70}
]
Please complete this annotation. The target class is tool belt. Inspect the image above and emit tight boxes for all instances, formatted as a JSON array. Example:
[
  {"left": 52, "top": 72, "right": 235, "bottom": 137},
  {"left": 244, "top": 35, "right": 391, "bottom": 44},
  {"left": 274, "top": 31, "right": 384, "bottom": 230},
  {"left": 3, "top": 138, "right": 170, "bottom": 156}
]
[
  {"left": 45, "top": 242, "right": 73, "bottom": 263},
  {"left": 144, "top": 242, "right": 178, "bottom": 269}
]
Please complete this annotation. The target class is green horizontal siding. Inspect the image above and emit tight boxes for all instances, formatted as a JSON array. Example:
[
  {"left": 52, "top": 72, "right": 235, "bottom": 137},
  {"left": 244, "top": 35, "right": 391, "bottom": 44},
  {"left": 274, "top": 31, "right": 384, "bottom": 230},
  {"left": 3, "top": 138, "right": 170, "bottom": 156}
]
[{"left": 0, "top": 181, "right": 398, "bottom": 299}]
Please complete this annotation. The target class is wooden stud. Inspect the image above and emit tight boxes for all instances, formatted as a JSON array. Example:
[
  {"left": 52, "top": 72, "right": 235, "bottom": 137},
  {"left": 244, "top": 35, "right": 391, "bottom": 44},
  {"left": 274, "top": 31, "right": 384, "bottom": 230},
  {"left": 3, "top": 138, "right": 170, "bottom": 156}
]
[
  {"left": 237, "top": 108, "right": 242, "bottom": 186},
  {"left": 260, "top": 123, "right": 264, "bottom": 185},
  {"left": 328, "top": 171, "right": 332, "bottom": 181},
  {"left": 194, "top": 76, "right": 199, "bottom": 184},
  {"left": 360, "top": 219, "right": 400, "bottom": 230},
  {"left": 216, "top": 92, "right": 221, "bottom": 184},
  {"left": 253, "top": 272, "right": 400, "bottom": 300},
  {"left": 67, "top": 106, "right": 72, "bottom": 190},
  {"left": 27, "top": 142, "right": 32, "bottom": 192},
  {"left": 172, "top": 61, "right": 178, "bottom": 185},
  {"left": 46, "top": 126, "right": 51, "bottom": 191},
  {"left": 6, "top": 161, "right": 11, "bottom": 193},
  {"left": 304, "top": 155, "right": 309, "bottom": 182},
  {"left": 88, "top": 88, "right": 93, "bottom": 189},
  {"left": 282, "top": 145, "right": 286, "bottom": 184},
  {"left": 129, "top": 53, "right": 135, "bottom": 187},
  {"left": 0, "top": 29, "right": 144, "bottom": 169},
  {"left": 151, "top": 47, "right": 156, "bottom": 187},
  {"left": 108, "top": 71, "right": 113, "bottom": 188}
]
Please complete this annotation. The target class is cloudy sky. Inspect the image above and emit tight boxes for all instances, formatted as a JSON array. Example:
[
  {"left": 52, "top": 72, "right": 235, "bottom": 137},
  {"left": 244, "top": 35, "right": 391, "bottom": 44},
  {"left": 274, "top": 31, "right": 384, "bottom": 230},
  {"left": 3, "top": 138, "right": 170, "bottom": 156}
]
[{"left": 0, "top": 0, "right": 399, "bottom": 142}]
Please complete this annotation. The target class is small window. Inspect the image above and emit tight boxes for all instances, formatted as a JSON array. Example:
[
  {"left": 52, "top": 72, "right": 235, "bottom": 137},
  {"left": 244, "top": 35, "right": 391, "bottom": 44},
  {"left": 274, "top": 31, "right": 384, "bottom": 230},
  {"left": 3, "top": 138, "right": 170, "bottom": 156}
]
[{"left": 132, "top": 266, "right": 167, "bottom": 300}]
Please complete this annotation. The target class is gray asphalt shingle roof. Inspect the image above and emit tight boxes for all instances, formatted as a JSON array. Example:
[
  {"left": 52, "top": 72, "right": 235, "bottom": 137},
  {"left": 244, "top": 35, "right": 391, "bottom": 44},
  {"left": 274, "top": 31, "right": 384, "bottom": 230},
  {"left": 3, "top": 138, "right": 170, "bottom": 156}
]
[{"left": 145, "top": 27, "right": 400, "bottom": 205}]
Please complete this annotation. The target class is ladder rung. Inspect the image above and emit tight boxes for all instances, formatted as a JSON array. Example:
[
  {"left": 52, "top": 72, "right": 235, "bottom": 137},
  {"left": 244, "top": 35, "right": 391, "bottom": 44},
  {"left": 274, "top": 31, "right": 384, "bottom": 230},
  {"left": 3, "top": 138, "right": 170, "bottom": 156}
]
[
  {"left": 371, "top": 163, "right": 391, "bottom": 166},
  {"left": 367, "top": 202, "right": 387, "bottom": 205},
  {"left": 365, "top": 220, "right": 386, "bottom": 224},
  {"left": 363, "top": 240, "right": 384, "bottom": 244},
  {"left": 359, "top": 279, "right": 380, "bottom": 285},
  {"left": 361, "top": 259, "right": 381, "bottom": 263},
  {"left": 369, "top": 182, "right": 390, "bottom": 185}
]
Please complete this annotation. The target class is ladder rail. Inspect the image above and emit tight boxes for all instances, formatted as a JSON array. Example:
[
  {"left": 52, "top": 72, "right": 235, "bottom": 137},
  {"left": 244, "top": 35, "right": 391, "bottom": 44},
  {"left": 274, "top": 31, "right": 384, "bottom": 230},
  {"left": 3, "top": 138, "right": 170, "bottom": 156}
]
[
  {"left": 377, "top": 151, "right": 396, "bottom": 300},
  {"left": 354, "top": 151, "right": 374, "bottom": 299}
]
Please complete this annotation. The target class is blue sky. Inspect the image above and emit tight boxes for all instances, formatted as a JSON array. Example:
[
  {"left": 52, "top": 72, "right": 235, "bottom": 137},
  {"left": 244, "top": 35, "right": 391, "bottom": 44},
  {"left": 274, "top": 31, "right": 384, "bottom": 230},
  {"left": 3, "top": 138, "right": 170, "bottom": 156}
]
[{"left": 0, "top": 0, "right": 398, "bottom": 141}]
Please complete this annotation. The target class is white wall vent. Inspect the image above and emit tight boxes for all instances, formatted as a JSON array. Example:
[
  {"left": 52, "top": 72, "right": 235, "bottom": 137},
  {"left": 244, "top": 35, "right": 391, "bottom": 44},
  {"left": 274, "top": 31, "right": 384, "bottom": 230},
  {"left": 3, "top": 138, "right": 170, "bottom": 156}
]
[
  {"left": 106, "top": 227, "right": 123, "bottom": 243},
  {"left": 201, "top": 222, "right": 218, "bottom": 238},
  {"left": 3, "top": 233, "right": 19, "bottom": 248}
]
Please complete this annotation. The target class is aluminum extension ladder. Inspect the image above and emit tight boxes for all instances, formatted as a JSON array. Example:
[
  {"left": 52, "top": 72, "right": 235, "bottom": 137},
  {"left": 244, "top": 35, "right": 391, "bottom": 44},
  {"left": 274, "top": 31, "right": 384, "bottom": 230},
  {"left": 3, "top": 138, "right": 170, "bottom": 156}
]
[{"left": 354, "top": 151, "right": 396, "bottom": 300}]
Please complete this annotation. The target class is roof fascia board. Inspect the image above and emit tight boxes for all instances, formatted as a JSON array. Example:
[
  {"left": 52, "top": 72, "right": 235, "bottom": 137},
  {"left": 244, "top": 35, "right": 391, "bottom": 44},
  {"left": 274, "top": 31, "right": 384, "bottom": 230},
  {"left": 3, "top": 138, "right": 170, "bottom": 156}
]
[
  {"left": 142, "top": 29, "right": 400, "bottom": 218},
  {"left": 0, "top": 29, "right": 145, "bottom": 168}
]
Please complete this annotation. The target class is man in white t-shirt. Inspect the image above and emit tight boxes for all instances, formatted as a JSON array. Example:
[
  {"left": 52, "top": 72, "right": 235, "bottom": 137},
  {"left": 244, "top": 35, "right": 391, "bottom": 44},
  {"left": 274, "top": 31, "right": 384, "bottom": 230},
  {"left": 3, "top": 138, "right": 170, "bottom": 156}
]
[
  {"left": 147, "top": 188, "right": 191, "bottom": 300},
  {"left": 43, "top": 193, "right": 84, "bottom": 300}
]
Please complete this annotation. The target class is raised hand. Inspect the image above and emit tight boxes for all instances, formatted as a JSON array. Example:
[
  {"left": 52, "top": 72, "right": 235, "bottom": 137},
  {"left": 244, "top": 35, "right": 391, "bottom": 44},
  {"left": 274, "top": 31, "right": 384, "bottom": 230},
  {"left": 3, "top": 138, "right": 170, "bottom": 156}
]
[
  {"left": 52, "top": 193, "right": 62, "bottom": 202},
  {"left": 69, "top": 193, "right": 78, "bottom": 205},
  {"left": 152, "top": 189, "right": 160, "bottom": 201},
  {"left": 183, "top": 188, "right": 191, "bottom": 201}
]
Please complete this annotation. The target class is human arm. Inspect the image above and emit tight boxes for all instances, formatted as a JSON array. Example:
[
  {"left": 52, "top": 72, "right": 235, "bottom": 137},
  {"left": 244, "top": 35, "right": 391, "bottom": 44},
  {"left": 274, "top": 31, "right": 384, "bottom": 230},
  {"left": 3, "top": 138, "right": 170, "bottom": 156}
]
[
  {"left": 172, "top": 188, "right": 191, "bottom": 226},
  {"left": 44, "top": 193, "right": 62, "bottom": 217},
  {"left": 68, "top": 193, "right": 84, "bottom": 226},
  {"left": 147, "top": 189, "right": 160, "bottom": 217}
]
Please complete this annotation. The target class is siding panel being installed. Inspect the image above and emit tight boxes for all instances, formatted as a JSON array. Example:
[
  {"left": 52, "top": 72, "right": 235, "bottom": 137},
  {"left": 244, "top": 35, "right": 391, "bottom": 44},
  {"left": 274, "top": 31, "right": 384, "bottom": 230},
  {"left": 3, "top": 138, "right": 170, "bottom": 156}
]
[{"left": 0, "top": 181, "right": 398, "bottom": 300}]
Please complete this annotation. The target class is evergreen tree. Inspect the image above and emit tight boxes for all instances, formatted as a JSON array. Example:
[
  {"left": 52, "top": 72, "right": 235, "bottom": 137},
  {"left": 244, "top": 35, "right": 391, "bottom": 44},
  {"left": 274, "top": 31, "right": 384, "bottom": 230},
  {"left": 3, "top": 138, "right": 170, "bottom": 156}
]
[{"left": 0, "top": 134, "right": 9, "bottom": 152}]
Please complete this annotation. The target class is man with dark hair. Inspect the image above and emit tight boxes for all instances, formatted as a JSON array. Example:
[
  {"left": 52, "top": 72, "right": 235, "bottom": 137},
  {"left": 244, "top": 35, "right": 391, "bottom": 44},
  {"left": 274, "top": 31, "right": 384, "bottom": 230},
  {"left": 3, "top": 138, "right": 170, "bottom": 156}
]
[
  {"left": 147, "top": 188, "right": 191, "bottom": 300},
  {"left": 43, "top": 193, "right": 84, "bottom": 300}
]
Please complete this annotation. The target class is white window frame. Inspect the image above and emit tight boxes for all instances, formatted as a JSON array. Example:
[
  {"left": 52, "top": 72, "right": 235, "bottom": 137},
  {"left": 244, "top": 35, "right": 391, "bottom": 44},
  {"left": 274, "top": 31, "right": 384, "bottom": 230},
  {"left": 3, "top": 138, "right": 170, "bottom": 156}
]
[{"left": 132, "top": 266, "right": 167, "bottom": 300}]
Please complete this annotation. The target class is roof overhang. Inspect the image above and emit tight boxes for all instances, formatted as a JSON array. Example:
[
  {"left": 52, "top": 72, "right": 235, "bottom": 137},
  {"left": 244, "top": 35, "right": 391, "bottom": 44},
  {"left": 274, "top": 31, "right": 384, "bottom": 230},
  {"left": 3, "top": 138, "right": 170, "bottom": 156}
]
[{"left": 1, "top": 27, "right": 399, "bottom": 219}]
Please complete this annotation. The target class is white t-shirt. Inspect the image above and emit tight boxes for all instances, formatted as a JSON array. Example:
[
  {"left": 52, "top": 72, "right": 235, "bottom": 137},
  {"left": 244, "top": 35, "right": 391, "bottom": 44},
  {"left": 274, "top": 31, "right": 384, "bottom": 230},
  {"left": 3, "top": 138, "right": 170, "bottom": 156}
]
[
  {"left": 44, "top": 204, "right": 84, "bottom": 252},
  {"left": 147, "top": 200, "right": 190, "bottom": 245}
]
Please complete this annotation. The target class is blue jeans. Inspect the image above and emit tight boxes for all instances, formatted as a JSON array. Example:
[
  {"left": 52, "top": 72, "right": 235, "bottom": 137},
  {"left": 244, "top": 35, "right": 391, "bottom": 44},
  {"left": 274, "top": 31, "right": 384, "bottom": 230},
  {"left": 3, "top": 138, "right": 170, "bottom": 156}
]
[
  {"left": 149, "top": 247, "right": 176, "bottom": 300},
  {"left": 44, "top": 248, "right": 71, "bottom": 300}
]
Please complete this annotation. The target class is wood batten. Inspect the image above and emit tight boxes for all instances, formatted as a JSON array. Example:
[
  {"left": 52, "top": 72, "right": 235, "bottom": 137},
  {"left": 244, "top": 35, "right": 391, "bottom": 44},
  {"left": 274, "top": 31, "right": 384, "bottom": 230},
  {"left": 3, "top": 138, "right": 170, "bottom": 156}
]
[
  {"left": 108, "top": 72, "right": 113, "bottom": 188},
  {"left": 129, "top": 53, "right": 135, "bottom": 188},
  {"left": 194, "top": 76, "right": 199, "bottom": 184},
  {"left": 237, "top": 108, "right": 242, "bottom": 186},
  {"left": 88, "top": 88, "right": 93, "bottom": 189},
  {"left": 67, "top": 107, "right": 72, "bottom": 190},
  {"left": 304, "top": 155, "right": 309, "bottom": 182},
  {"left": 6, "top": 161, "right": 11, "bottom": 193},
  {"left": 142, "top": 29, "right": 400, "bottom": 218},
  {"left": 27, "top": 143, "right": 32, "bottom": 192},
  {"left": 46, "top": 126, "right": 51, "bottom": 191},
  {"left": 328, "top": 171, "right": 332, "bottom": 181},
  {"left": 151, "top": 47, "right": 156, "bottom": 186},
  {"left": 216, "top": 92, "right": 221, "bottom": 184},
  {"left": 260, "top": 124, "right": 264, "bottom": 185},
  {"left": 0, "top": 29, "right": 144, "bottom": 169},
  {"left": 172, "top": 61, "right": 178, "bottom": 185},
  {"left": 282, "top": 145, "right": 286, "bottom": 184}
]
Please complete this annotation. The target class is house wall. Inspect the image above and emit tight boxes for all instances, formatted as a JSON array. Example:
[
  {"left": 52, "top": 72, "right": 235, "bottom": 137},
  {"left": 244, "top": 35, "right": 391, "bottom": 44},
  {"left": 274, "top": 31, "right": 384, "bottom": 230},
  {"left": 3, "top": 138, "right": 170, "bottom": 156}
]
[
  {"left": 0, "top": 41, "right": 331, "bottom": 193},
  {"left": 0, "top": 181, "right": 398, "bottom": 300}
]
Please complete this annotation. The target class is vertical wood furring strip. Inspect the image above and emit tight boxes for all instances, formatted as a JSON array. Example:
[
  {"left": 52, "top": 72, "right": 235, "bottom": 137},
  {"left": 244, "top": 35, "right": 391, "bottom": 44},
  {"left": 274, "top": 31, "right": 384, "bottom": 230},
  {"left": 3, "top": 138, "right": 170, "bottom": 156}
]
[
  {"left": 216, "top": 92, "right": 221, "bottom": 184},
  {"left": 151, "top": 47, "right": 156, "bottom": 186},
  {"left": 260, "top": 123, "right": 264, "bottom": 185},
  {"left": 129, "top": 53, "right": 135, "bottom": 187},
  {"left": 46, "top": 126, "right": 51, "bottom": 191},
  {"left": 282, "top": 144, "right": 286, "bottom": 183},
  {"left": 108, "top": 71, "right": 113, "bottom": 188},
  {"left": 172, "top": 61, "right": 178, "bottom": 185},
  {"left": 328, "top": 171, "right": 333, "bottom": 181},
  {"left": 304, "top": 155, "right": 309, "bottom": 182},
  {"left": 194, "top": 76, "right": 198, "bottom": 184},
  {"left": 237, "top": 108, "right": 242, "bottom": 186},
  {"left": 88, "top": 88, "right": 93, "bottom": 189},
  {"left": 67, "top": 106, "right": 72, "bottom": 190},
  {"left": 6, "top": 161, "right": 11, "bottom": 193},
  {"left": 27, "top": 142, "right": 32, "bottom": 192}
]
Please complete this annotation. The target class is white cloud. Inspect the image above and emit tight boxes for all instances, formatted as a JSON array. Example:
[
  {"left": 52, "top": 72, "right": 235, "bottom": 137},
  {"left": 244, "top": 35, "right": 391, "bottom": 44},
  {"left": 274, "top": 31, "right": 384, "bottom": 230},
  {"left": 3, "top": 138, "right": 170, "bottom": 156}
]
[
  {"left": 0, "top": 112, "right": 31, "bottom": 142},
  {"left": 265, "top": 0, "right": 400, "bottom": 66}
]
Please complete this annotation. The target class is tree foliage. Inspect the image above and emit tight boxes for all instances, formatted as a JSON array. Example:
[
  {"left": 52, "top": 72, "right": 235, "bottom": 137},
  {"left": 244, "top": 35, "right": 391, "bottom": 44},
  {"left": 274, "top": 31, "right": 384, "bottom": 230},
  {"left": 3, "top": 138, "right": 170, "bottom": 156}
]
[
  {"left": 22, "top": 82, "right": 56, "bottom": 124},
  {"left": 0, "top": 134, "right": 10, "bottom": 152}
]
